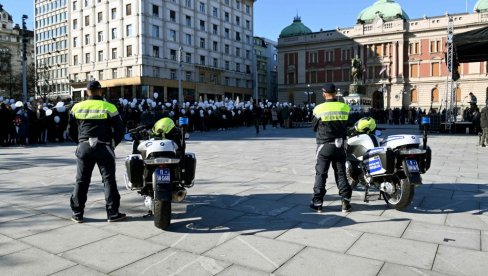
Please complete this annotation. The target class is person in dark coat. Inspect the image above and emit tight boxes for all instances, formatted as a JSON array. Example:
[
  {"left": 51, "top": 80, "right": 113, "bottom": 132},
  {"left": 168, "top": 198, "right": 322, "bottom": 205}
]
[{"left": 480, "top": 102, "right": 488, "bottom": 147}]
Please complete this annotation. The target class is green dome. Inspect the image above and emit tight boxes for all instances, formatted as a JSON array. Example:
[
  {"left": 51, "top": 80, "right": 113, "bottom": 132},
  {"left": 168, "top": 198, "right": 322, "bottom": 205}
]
[
  {"left": 279, "top": 16, "right": 312, "bottom": 38},
  {"left": 357, "top": 0, "right": 409, "bottom": 24},
  {"left": 475, "top": 0, "right": 488, "bottom": 12}
]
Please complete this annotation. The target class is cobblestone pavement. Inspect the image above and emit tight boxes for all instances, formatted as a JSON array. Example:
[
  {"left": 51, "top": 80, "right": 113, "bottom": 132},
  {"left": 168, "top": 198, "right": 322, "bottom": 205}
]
[{"left": 1, "top": 124, "right": 487, "bottom": 275}]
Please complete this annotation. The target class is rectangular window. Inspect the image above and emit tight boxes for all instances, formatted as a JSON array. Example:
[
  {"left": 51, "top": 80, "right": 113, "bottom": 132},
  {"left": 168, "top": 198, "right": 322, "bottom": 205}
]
[
  {"left": 111, "top": 8, "right": 116, "bottom": 20},
  {"left": 85, "top": 34, "right": 90, "bottom": 45},
  {"left": 236, "top": 0, "right": 241, "bottom": 9},
  {"left": 152, "top": 25, "right": 159, "bottom": 38},
  {"left": 73, "top": 37, "right": 78, "bottom": 47},
  {"left": 85, "top": 15, "right": 89, "bottom": 26},
  {"left": 170, "top": 69, "right": 176, "bottom": 80},
  {"left": 98, "top": 70, "right": 103, "bottom": 80},
  {"left": 430, "top": 41, "right": 435, "bottom": 53},
  {"left": 200, "top": 55, "right": 205, "bottom": 65},
  {"left": 126, "top": 66, "right": 132, "bottom": 77},
  {"left": 73, "top": 1, "right": 77, "bottom": 11},
  {"left": 126, "top": 4, "right": 132, "bottom": 16},
  {"left": 213, "top": 58, "right": 218, "bottom": 68},
  {"left": 225, "top": 28, "right": 230, "bottom": 38},
  {"left": 246, "top": 20, "right": 250, "bottom": 29},
  {"left": 235, "top": 47, "right": 240, "bottom": 57},
  {"left": 235, "top": 32, "right": 241, "bottom": 41},
  {"left": 246, "top": 4, "right": 250, "bottom": 14},
  {"left": 153, "top": 46, "right": 159, "bottom": 57},
  {"left": 199, "top": 2, "right": 205, "bottom": 13},
  {"left": 235, "top": 16, "right": 240, "bottom": 26},
  {"left": 73, "top": 19, "right": 77, "bottom": 29},
  {"left": 326, "top": 70, "right": 333, "bottom": 82},
  {"left": 185, "top": 16, "right": 191, "bottom": 27},
  {"left": 152, "top": 5, "right": 159, "bottom": 17},
  {"left": 170, "top": 10, "right": 176, "bottom": 22},
  {"left": 225, "top": 44, "right": 229, "bottom": 54},
  {"left": 236, "top": 63, "right": 240, "bottom": 72},
  {"left": 213, "top": 41, "right": 218, "bottom": 51},
  {"left": 97, "top": 31, "right": 104, "bottom": 42},
  {"left": 97, "top": 12, "right": 103, "bottom": 23},
  {"left": 185, "top": 34, "right": 192, "bottom": 45},
  {"left": 224, "top": 12, "right": 229, "bottom": 22},
  {"left": 185, "top": 53, "right": 191, "bottom": 63},
  {"left": 126, "top": 45, "right": 132, "bottom": 57},
  {"left": 185, "top": 0, "right": 191, "bottom": 8},
  {"left": 169, "top": 29, "right": 176, "bottom": 41},
  {"left": 112, "top": 68, "right": 117, "bottom": 78},
  {"left": 170, "top": 49, "right": 176, "bottom": 60},
  {"left": 213, "top": 24, "right": 218, "bottom": 35},
  {"left": 186, "top": 71, "right": 192, "bottom": 81},
  {"left": 98, "top": 50, "right": 103, "bottom": 61},
  {"left": 225, "top": 60, "right": 230, "bottom": 70},
  {"left": 199, "top": 20, "right": 205, "bottom": 31},
  {"left": 432, "top": 62, "right": 440, "bottom": 76},
  {"left": 212, "top": 7, "right": 218, "bottom": 17},
  {"left": 73, "top": 55, "right": 78, "bottom": 65},
  {"left": 85, "top": 53, "right": 90, "bottom": 63},
  {"left": 111, "top": 28, "right": 117, "bottom": 39},
  {"left": 200, "top": 37, "right": 205, "bottom": 48},
  {"left": 410, "top": 64, "right": 419, "bottom": 77},
  {"left": 111, "top": 48, "right": 117, "bottom": 59},
  {"left": 126, "top": 24, "right": 132, "bottom": 36}
]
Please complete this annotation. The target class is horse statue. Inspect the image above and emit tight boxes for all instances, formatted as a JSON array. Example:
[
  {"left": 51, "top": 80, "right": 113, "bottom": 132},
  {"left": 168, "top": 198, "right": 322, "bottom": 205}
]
[{"left": 351, "top": 56, "right": 363, "bottom": 84}]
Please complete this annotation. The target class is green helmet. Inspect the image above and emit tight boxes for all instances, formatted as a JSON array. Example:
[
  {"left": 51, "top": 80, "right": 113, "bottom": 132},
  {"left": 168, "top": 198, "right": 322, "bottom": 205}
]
[{"left": 354, "top": 117, "right": 376, "bottom": 134}]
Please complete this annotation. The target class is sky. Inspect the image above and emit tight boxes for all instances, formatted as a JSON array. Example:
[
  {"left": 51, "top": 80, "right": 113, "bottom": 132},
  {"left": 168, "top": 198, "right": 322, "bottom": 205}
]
[{"left": 0, "top": 0, "right": 477, "bottom": 40}]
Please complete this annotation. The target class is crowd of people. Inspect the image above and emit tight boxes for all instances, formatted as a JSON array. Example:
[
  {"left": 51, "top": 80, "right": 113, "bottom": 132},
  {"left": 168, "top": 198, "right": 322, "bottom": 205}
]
[{"left": 0, "top": 95, "right": 319, "bottom": 146}]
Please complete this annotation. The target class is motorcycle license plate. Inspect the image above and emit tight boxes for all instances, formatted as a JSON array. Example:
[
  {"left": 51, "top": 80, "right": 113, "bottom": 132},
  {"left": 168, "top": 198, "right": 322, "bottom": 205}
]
[
  {"left": 155, "top": 168, "right": 171, "bottom": 183},
  {"left": 406, "top": 160, "right": 419, "bottom": 173}
]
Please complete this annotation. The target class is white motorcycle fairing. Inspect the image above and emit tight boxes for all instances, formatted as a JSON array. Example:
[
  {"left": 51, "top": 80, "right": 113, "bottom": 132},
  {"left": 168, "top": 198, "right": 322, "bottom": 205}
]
[
  {"left": 137, "top": 139, "right": 179, "bottom": 158},
  {"left": 381, "top": 135, "right": 420, "bottom": 149}
]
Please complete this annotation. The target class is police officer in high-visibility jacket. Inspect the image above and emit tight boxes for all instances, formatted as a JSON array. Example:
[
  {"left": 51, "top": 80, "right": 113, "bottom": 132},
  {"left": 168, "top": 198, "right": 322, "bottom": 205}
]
[
  {"left": 310, "top": 83, "right": 352, "bottom": 213},
  {"left": 68, "top": 81, "right": 126, "bottom": 223}
]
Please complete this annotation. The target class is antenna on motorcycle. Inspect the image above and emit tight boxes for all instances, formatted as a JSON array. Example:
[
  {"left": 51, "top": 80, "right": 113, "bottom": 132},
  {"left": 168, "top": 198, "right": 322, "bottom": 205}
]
[{"left": 420, "top": 116, "right": 430, "bottom": 150}]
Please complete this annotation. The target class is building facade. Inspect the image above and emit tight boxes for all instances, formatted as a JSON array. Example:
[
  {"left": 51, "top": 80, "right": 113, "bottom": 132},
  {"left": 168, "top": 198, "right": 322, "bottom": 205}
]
[
  {"left": 277, "top": 0, "right": 488, "bottom": 111},
  {"left": 253, "top": 36, "right": 278, "bottom": 101},
  {"left": 35, "top": 0, "right": 256, "bottom": 101},
  {"left": 0, "top": 5, "right": 35, "bottom": 99},
  {"left": 34, "top": 0, "right": 69, "bottom": 99}
]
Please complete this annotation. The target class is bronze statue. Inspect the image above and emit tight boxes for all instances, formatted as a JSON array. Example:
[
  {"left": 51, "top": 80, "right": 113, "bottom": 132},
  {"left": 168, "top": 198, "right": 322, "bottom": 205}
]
[{"left": 351, "top": 56, "right": 363, "bottom": 84}]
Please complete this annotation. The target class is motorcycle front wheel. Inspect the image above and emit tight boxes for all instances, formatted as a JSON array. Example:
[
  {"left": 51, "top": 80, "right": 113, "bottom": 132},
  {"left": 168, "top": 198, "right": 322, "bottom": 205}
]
[
  {"left": 382, "top": 176, "right": 415, "bottom": 210},
  {"left": 154, "top": 199, "right": 171, "bottom": 230}
]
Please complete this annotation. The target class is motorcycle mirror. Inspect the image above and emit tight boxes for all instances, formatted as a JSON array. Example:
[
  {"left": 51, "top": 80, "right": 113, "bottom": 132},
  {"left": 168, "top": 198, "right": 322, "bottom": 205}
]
[
  {"left": 184, "top": 133, "right": 190, "bottom": 140},
  {"left": 374, "top": 130, "right": 382, "bottom": 137},
  {"left": 124, "top": 133, "right": 133, "bottom": 141}
]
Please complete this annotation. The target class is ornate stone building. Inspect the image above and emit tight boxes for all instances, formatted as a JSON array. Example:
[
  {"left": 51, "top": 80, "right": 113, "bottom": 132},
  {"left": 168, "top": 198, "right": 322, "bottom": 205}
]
[{"left": 277, "top": 0, "right": 488, "bottom": 111}]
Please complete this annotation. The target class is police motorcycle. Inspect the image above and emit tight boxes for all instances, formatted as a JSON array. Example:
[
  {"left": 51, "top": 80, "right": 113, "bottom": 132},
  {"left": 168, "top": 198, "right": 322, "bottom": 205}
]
[
  {"left": 346, "top": 117, "right": 431, "bottom": 210},
  {"left": 123, "top": 117, "right": 196, "bottom": 229}
]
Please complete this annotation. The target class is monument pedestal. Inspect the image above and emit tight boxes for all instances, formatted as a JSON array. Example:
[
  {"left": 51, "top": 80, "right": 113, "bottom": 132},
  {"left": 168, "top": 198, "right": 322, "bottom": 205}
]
[{"left": 344, "top": 84, "right": 371, "bottom": 112}]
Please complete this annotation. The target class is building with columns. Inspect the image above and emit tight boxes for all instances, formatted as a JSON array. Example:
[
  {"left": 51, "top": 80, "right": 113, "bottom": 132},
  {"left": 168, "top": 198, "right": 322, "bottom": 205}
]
[
  {"left": 277, "top": 0, "right": 488, "bottom": 111},
  {"left": 35, "top": 0, "right": 256, "bottom": 102}
]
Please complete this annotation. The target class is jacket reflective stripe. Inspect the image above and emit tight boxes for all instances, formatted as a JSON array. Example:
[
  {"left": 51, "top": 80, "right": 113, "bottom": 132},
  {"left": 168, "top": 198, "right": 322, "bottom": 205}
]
[
  {"left": 313, "top": 102, "right": 350, "bottom": 122},
  {"left": 71, "top": 100, "right": 119, "bottom": 120}
]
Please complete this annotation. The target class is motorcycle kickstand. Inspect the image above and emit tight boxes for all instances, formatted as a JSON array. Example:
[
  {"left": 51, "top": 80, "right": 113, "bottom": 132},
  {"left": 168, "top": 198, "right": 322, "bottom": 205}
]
[
  {"left": 378, "top": 191, "right": 383, "bottom": 200},
  {"left": 143, "top": 210, "right": 153, "bottom": 218},
  {"left": 363, "top": 185, "right": 370, "bottom": 203}
]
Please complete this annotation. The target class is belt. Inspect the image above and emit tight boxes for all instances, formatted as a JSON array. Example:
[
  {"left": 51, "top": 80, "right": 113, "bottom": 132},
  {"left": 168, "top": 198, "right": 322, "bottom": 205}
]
[{"left": 79, "top": 139, "right": 111, "bottom": 145}]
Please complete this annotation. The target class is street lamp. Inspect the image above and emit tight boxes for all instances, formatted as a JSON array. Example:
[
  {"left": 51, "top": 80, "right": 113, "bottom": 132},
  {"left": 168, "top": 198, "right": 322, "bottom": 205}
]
[{"left": 304, "top": 84, "right": 313, "bottom": 106}]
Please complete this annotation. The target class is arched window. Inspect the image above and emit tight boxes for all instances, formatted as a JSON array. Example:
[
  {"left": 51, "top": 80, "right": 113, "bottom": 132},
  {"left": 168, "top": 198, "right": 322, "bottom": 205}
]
[
  {"left": 411, "top": 89, "right": 418, "bottom": 103},
  {"left": 455, "top": 87, "right": 461, "bottom": 102},
  {"left": 431, "top": 88, "right": 439, "bottom": 103}
]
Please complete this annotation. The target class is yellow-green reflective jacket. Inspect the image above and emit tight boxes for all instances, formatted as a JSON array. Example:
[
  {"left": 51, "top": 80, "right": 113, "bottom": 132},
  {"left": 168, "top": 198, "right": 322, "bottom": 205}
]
[
  {"left": 312, "top": 100, "right": 350, "bottom": 144},
  {"left": 68, "top": 96, "right": 125, "bottom": 146}
]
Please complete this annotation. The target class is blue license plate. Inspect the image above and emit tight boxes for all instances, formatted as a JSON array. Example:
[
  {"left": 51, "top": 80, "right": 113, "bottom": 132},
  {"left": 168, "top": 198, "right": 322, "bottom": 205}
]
[
  {"left": 155, "top": 168, "right": 171, "bottom": 183},
  {"left": 406, "top": 160, "right": 419, "bottom": 173}
]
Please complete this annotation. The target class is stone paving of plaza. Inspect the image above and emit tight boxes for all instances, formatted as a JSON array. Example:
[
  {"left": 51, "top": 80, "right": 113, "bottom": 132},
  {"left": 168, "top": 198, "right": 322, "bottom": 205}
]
[{"left": 1, "top": 124, "right": 488, "bottom": 275}]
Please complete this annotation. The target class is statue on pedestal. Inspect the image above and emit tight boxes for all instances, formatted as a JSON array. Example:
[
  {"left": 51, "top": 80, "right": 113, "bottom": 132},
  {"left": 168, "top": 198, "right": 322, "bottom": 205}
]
[{"left": 351, "top": 55, "right": 363, "bottom": 85}]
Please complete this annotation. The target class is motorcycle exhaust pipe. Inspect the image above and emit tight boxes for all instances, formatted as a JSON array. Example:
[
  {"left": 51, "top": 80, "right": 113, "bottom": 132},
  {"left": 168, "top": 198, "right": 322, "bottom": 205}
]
[{"left": 172, "top": 188, "right": 187, "bottom": 202}]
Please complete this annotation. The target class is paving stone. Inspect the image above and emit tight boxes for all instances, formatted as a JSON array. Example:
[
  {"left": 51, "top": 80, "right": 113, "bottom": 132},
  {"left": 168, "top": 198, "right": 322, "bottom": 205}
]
[
  {"left": 433, "top": 245, "right": 488, "bottom": 276},
  {"left": 0, "top": 233, "right": 29, "bottom": 257},
  {"left": 275, "top": 246, "right": 383, "bottom": 276},
  {"left": 204, "top": 235, "right": 303, "bottom": 273},
  {"left": 219, "top": 215, "right": 299, "bottom": 239},
  {"left": 482, "top": 231, "right": 488, "bottom": 252},
  {"left": 402, "top": 221, "right": 481, "bottom": 250},
  {"left": 0, "top": 204, "right": 38, "bottom": 223},
  {"left": 60, "top": 234, "right": 166, "bottom": 274},
  {"left": 277, "top": 222, "right": 362, "bottom": 253},
  {"left": 111, "top": 248, "right": 230, "bottom": 276},
  {"left": 276, "top": 204, "right": 348, "bottom": 227},
  {"left": 217, "top": 264, "right": 269, "bottom": 276},
  {"left": 378, "top": 262, "right": 455, "bottom": 276},
  {"left": 347, "top": 233, "right": 438, "bottom": 269},
  {"left": 0, "top": 213, "right": 72, "bottom": 239},
  {"left": 228, "top": 197, "right": 296, "bottom": 216},
  {"left": 50, "top": 264, "right": 107, "bottom": 276},
  {"left": 0, "top": 248, "right": 75, "bottom": 275},
  {"left": 334, "top": 212, "right": 410, "bottom": 237},
  {"left": 20, "top": 224, "right": 116, "bottom": 254},
  {"left": 445, "top": 212, "right": 488, "bottom": 231}
]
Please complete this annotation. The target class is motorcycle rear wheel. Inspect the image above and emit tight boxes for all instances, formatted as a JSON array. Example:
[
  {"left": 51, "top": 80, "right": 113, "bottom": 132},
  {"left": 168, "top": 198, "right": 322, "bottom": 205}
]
[
  {"left": 382, "top": 176, "right": 415, "bottom": 210},
  {"left": 154, "top": 199, "right": 171, "bottom": 230}
]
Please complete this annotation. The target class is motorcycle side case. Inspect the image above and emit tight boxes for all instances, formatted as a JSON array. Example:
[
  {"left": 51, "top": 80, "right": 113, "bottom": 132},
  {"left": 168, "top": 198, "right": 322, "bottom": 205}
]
[
  {"left": 362, "top": 147, "right": 395, "bottom": 176},
  {"left": 125, "top": 154, "right": 144, "bottom": 188},
  {"left": 183, "top": 153, "right": 196, "bottom": 186},
  {"left": 418, "top": 146, "right": 432, "bottom": 173}
]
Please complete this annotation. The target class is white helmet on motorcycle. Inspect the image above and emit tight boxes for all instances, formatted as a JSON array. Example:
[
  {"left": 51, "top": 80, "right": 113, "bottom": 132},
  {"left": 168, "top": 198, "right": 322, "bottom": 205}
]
[{"left": 354, "top": 117, "right": 377, "bottom": 134}]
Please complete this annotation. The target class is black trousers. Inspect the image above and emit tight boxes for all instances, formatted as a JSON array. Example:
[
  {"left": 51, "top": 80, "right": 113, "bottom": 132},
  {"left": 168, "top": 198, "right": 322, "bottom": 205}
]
[
  {"left": 70, "top": 142, "right": 121, "bottom": 217},
  {"left": 312, "top": 143, "right": 352, "bottom": 205}
]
